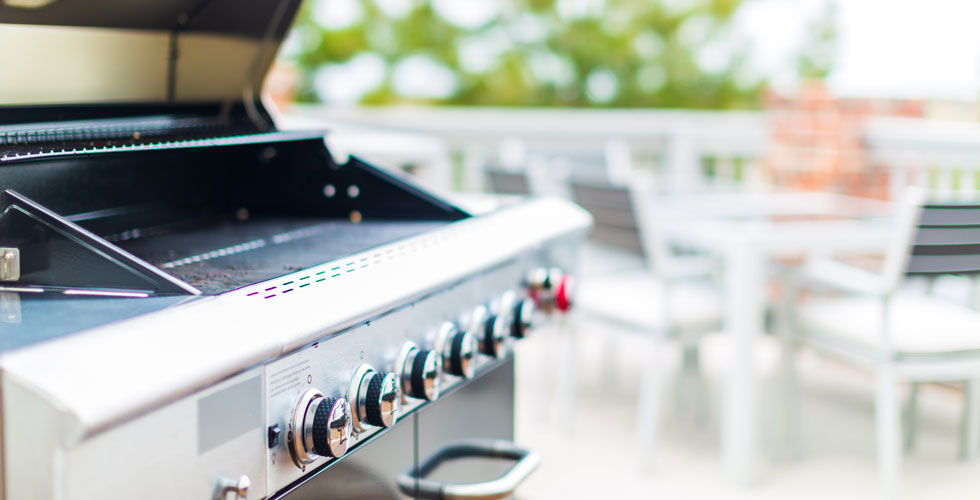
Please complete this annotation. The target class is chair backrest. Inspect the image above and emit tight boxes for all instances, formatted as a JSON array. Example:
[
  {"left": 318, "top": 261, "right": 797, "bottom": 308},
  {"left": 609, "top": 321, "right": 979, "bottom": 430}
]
[
  {"left": 568, "top": 179, "right": 644, "bottom": 254},
  {"left": 907, "top": 202, "right": 980, "bottom": 275},
  {"left": 881, "top": 189, "right": 980, "bottom": 291},
  {"left": 485, "top": 167, "right": 532, "bottom": 196}
]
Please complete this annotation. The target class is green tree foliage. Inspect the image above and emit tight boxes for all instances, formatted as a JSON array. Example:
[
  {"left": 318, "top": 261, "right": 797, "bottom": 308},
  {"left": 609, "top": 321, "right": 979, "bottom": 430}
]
[
  {"left": 796, "top": 2, "right": 837, "bottom": 80},
  {"left": 289, "top": 0, "right": 768, "bottom": 109}
]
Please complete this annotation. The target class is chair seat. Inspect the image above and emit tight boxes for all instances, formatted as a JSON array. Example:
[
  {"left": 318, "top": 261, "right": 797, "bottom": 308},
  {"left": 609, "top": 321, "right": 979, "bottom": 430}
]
[
  {"left": 576, "top": 271, "right": 722, "bottom": 336},
  {"left": 579, "top": 242, "right": 646, "bottom": 276},
  {"left": 796, "top": 290, "right": 980, "bottom": 360}
]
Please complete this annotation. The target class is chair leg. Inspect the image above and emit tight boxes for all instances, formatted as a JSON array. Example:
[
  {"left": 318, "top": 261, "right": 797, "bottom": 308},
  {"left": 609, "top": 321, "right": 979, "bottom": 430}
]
[
  {"left": 875, "top": 366, "right": 902, "bottom": 500},
  {"left": 674, "top": 342, "right": 703, "bottom": 426},
  {"left": 633, "top": 336, "right": 669, "bottom": 471},
  {"left": 688, "top": 343, "right": 710, "bottom": 428},
  {"left": 776, "top": 334, "right": 802, "bottom": 462},
  {"left": 775, "top": 289, "right": 802, "bottom": 462},
  {"left": 599, "top": 334, "right": 619, "bottom": 393},
  {"left": 904, "top": 382, "right": 919, "bottom": 453},
  {"left": 960, "top": 379, "right": 980, "bottom": 461}
]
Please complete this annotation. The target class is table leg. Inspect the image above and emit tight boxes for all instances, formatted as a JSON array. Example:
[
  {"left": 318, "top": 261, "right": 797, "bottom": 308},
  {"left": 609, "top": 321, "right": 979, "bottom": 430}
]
[{"left": 722, "top": 239, "right": 763, "bottom": 487}]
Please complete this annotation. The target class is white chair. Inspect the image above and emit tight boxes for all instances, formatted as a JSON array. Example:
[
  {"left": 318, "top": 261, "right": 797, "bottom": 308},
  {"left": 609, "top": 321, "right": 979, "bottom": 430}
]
[
  {"left": 569, "top": 177, "right": 723, "bottom": 468},
  {"left": 786, "top": 189, "right": 980, "bottom": 499}
]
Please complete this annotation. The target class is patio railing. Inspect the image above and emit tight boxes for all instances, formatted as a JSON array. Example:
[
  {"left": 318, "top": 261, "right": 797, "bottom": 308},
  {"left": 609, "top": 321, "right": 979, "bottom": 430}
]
[
  {"left": 289, "top": 106, "right": 769, "bottom": 192},
  {"left": 865, "top": 116, "right": 980, "bottom": 200},
  {"left": 287, "top": 106, "right": 980, "bottom": 200}
]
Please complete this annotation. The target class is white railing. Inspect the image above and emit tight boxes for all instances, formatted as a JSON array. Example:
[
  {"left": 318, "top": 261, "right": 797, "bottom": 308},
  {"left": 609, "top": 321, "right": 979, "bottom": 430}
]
[
  {"left": 285, "top": 106, "right": 980, "bottom": 202},
  {"left": 287, "top": 106, "right": 770, "bottom": 193},
  {"left": 865, "top": 116, "right": 980, "bottom": 201}
]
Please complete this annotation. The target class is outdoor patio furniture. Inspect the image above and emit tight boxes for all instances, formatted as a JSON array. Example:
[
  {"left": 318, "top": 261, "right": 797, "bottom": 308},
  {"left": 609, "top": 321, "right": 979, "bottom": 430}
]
[
  {"left": 657, "top": 190, "right": 895, "bottom": 486},
  {"left": 787, "top": 189, "right": 980, "bottom": 499},
  {"left": 569, "top": 178, "right": 723, "bottom": 468}
]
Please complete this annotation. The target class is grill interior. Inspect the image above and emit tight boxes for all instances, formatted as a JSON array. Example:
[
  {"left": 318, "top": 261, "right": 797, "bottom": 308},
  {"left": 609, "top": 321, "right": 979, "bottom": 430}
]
[
  {"left": 115, "top": 217, "right": 448, "bottom": 294},
  {"left": 0, "top": 132, "right": 468, "bottom": 295}
]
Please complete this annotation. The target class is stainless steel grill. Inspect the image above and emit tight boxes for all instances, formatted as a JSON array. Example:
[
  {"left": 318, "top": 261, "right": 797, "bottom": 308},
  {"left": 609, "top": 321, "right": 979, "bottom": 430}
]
[{"left": 0, "top": 2, "right": 590, "bottom": 499}]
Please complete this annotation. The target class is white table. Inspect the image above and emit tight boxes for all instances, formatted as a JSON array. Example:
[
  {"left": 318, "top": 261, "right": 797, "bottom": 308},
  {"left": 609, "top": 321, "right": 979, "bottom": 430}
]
[{"left": 657, "top": 191, "right": 896, "bottom": 487}]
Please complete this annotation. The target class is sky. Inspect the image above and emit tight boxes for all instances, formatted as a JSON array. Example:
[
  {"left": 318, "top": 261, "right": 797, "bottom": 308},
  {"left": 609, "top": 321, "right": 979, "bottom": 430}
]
[{"left": 735, "top": 0, "right": 980, "bottom": 100}]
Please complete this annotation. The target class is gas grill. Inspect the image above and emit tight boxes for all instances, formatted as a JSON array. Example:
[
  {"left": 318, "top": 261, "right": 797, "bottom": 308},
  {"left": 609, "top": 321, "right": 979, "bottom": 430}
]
[{"left": 0, "top": 2, "right": 590, "bottom": 500}]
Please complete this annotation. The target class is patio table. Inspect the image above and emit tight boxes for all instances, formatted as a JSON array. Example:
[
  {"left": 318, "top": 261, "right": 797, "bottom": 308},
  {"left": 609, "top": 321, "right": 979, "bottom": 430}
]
[{"left": 656, "top": 190, "right": 895, "bottom": 487}]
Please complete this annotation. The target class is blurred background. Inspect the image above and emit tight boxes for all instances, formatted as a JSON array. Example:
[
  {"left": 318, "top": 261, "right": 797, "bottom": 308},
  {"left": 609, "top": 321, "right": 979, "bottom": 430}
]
[{"left": 267, "top": 1, "right": 980, "bottom": 498}]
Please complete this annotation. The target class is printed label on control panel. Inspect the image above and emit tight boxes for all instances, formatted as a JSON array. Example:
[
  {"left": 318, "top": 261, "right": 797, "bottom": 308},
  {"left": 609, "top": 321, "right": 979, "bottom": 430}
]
[{"left": 269, "top": 358, "right": 311, "bottom": 399}]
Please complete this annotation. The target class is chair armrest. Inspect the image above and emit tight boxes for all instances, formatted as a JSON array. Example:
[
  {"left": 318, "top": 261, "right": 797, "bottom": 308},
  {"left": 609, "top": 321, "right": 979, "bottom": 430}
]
[{"left": 800, "top": 257, "right": 890, "bottom": 297}]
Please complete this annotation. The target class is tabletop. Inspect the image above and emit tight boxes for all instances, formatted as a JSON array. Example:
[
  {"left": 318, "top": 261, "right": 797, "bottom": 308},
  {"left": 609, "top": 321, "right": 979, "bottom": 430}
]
[{"left": 655, "top": 190, "right": 897, "bottom": 256}]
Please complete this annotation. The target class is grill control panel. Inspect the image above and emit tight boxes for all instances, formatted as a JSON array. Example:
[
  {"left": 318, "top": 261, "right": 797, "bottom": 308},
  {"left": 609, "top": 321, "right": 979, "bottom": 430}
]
[{"left": 263, "top": 262, "right": 574, "bottom": 493}]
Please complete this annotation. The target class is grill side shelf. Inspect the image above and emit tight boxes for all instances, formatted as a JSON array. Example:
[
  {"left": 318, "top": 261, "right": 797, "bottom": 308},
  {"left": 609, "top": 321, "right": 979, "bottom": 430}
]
[{"left": 0, "top": 189, "right": 201, "bottom": 296}]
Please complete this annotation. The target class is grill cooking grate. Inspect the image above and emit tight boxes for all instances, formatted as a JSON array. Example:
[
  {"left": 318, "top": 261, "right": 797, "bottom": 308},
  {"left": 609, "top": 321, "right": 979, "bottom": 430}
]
[{"left": 116, "top": 217, "right": 447, "bottom": 295}]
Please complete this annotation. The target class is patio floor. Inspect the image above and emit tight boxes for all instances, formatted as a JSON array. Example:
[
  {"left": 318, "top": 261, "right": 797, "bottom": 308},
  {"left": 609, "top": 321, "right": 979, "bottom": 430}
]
[{"left": 512, "top": 270, "right": 980, "bottom": 499}]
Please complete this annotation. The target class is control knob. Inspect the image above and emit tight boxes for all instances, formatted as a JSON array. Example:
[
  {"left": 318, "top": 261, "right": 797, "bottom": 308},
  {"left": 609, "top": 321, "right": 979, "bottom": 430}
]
[
  {"left": 289, "top": 389, "right": 352, "bottom": 466},
  {"left": 349, "top": 365, "right": 401, "bottom": 432},
  {"left": 438, "top": 321, "right": 478, "bottom": 379},
  {"left": 397, "top": 342, "right": 442, "bottom": 401},
  {"left": 474, "top": 305, "right": 507, "bottom": 358},
  {"left": 501, "top": 290, "right": 535, "bottom": 339},
  {"left": 511, "top": 297, "right": 536, "bottom": 339}
]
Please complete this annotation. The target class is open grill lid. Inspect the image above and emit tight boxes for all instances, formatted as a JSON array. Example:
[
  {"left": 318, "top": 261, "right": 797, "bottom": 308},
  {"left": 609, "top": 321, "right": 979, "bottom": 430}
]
[
  {"left": 0, "top": 0, "right": 474, "bottom": 300},
  {"left": 0, "top": 0, "right": 303, "bottom": 127}
]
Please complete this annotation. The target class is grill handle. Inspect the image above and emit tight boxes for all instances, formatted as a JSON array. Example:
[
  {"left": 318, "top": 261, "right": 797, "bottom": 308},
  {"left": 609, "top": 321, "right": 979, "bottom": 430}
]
[{"left": 397, "top": 439, "right": 540, "bottom": 500}]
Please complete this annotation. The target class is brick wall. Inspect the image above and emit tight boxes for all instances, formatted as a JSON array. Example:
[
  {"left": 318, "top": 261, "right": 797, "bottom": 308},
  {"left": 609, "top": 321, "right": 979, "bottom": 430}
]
[{"left": 764, "top": 82, "right": 923, "bottom": 199}]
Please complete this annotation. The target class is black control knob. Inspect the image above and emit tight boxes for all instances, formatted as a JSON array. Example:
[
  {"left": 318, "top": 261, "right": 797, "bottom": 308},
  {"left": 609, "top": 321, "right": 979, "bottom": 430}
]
[
  {"left": 402, "top": 347, "right": 441, "bottom": 401},
  {"left": 469, "top": 305, "right": 507, "bottom": 359},
  {"left": 309, "top": 397, "right": 352, "bottom": 458},
  {"left": 290, "top": 390, "right": 352, "bottom": 467},
  {"left": 349, "top": 365, "right": 401, "bottom": 432},
  {"left": 512, "top": 298, "right": 535, "bottom": 339},
  {"left": 439, "top": 322, "right": 477, "bottom": 379},
  {"left": 482, "top": 314, "right": 507, "bottom": 358},
  {"left": 365, "top": 372, "right": 400, "bottom": 427}
]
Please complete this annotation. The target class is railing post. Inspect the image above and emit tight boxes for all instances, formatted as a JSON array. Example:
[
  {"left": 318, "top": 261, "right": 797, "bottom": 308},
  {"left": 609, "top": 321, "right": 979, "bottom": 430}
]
[
  {"left": 888, "top": 159, "right": 907, "bottom": 202},
  {"left": 604, "top": 138, "right": 633, "bottom": 184},
  {"left": 936, "top": 166, "right": 955, "bottom": 201},
  {"left": 665, "top": 127, "right": 700, "bottom": 193},
  {"left": 462, "top": 143, "right": 490, "bottom": 193},
  {"left": 963, "top": 166, "right": 978, "bottom": 200}
]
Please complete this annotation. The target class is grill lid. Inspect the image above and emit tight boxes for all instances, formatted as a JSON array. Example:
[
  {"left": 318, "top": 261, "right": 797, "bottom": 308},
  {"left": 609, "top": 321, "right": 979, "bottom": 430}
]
[{"left": 0, "top": 0, "right": 302, "bottom": 120}]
